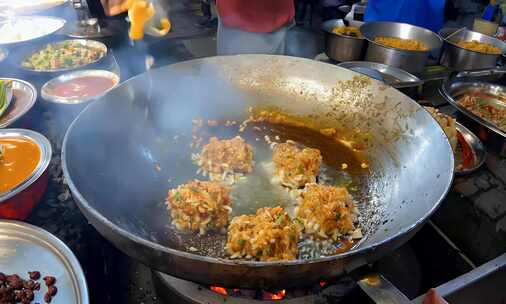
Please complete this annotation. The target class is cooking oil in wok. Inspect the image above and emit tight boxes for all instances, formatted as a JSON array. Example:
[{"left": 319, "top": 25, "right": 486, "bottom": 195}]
[{"left": 163, "top": 121, "right": 370, "bottom": 259}]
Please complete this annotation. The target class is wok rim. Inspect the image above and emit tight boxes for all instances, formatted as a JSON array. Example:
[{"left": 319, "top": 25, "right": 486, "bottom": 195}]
[{"left": 61, "top": 55, "right": 455, "bottom": 268}]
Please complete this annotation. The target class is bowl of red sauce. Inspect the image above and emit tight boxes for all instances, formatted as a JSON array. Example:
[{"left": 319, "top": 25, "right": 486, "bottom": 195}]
[
  {"left": 41, "top": 69, "right": 119, "bottom": 105},
  {"left": 0, "top": 129, "right": 52, "bottom": 220}
]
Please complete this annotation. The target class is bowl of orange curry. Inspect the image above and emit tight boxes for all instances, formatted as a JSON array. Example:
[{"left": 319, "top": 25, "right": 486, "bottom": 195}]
[{"left": 0, "top": 129, "right": 52, "bottom": 220}]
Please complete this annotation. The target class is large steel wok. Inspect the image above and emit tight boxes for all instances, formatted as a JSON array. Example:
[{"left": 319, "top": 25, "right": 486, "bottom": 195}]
[{"left": 62, "top": 55, "right": 454, "bottom": 289}]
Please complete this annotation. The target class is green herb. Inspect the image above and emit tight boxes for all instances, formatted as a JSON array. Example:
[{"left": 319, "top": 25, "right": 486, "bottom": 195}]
[
  {"left": 0, "top": 80, "right": 6, "bottom": 118},
  {"left": 349, "top": 185, "right": 359, "bottom": 192},
  {"left": 238, "top": 239, "right": 246, "bottom": 248},
  {"left": 294, "top": 218, "right": 305, "bottom": 232},
  {"left": 275, "top": 214, "right": 284, "bottom": 225},
  {"left": 266, "top": 246, "right": 273, "bottom": 256},
  {"left": 335, "top": 178, "right": 352, "bottom": 188},
  {"left": 297, "top": 165, "right": 305, "bottom": 175},
  {"left": 335, "top": 213, "right": 341, "bottom": 221},
  {"left": 190, "top": 187, "right": 200, "bottom": 193},
  {"left": 173, "top": 191, "right": 182, "bottom": 201},
  {"left": 478, "top": 99, "right": 489, "bottom": 107},
  {"left": 289, "top": 233, "right": 297, "bottom": 242}
]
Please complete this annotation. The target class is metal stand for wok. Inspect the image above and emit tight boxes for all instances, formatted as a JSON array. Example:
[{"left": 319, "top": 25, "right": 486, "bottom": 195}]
[
  {"left": 148, "top": 221, "right": 506, "bottom": 304},
  {"left": 150, "top": 253, "right": 506, "bottom": 304}
]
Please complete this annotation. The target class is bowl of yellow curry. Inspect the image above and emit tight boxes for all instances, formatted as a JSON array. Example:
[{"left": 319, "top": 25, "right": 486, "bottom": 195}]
[
  {"left": 0, "top": 129, "right": 52, "bottom": 220},
  {"left": 440, "top": 28, "right": 506, "bottom": 71},
  {"left": 360, "top": 22, "right": 443, "bottom": 74}
]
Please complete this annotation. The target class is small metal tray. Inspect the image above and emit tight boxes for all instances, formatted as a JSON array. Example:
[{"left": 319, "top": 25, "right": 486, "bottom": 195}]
[
  {"left": 41, "top": 69, "right": 120, "bottom": 104},
  {"left": 441, "top": 80, "right": 506, "bottom": 138},
  {"left": 18, "top": 39, "right": 108, "bottom": 73},
  {"left": 0, "top": 78, "right": 37, "bottom": 128},
  {"left": 338, "top": 61, "right": 423, "bottom": 89},
  {"left": 0, "top": 220, "right": 89, "bottom": 304},
  {"left": 455, "top": 122, "right": 486, "bottom": 175},
  {"left": 0, "top": 16, "right": 65, "bottom": 46}
]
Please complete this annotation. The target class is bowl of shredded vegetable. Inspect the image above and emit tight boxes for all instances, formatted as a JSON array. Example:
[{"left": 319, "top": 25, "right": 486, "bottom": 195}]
[
  {"left": 19, "top": 39, "right": 107, "bottom": 73},
  {"left": 0, "top": 80, "right": 13, "bottom": 119}
]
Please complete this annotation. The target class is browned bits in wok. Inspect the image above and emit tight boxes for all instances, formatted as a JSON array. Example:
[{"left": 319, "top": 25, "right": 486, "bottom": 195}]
[
  {"left": 226, "top": 207, "right": 299, "bottom": 261},
  {"left": 272, "top": 142, "right": 322, "bottom": 189},
  {"left": 295, "top": 184, "right": 358, "bottom": 241},
  {"left": 198, "top": 136, "right": 254, "bottom": 177},
  {"left": 27, "top": 272, "right": 40, "bottom": 281},
  {"left": 167, "top": 180, "right": 232, "bottom": 235}
]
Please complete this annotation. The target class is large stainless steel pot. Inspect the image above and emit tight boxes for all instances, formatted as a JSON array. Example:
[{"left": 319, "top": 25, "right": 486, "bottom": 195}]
[
  {"left": 360, "top": 22, "right": 443, "bottom": 74},
  {"left": 62, "top": 55, "right": 454, "bottom": 289},
  {"left": 322, "top": 19, "right": 366, "bottom": 62},
  {"left": 440, "top": 28, "right": 506, "bottom": 71}
]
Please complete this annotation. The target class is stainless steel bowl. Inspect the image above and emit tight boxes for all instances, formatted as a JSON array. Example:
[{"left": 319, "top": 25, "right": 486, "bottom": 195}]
[
  {"left": 360, "top": 22, "right": 443, "bottom": 74},
  {"left": 0, "top": 129, "right": 52, "bottom": 202},
  {"left": 0, "top": 78, "right": 37, "bottom": 128},
  {"left": 0, "top": 220, "right": 89, "bottom": 303},
  {"left": 440, "top": 28, "right": 506, "bottom": 71},
  {"left": 41, "top": 69, "right": 119, "bottom": 104},
  {"left": 19, "top": 39, "right": 108, "bottom": 73},
  {"left": 455, "top": 122, "right": 487, "bottom": 175},
  {"left": 41, "top": 70, "right": 119, "bottom": 143},
  {"left": 0, "top": 16, "right": 65, "bottom": 46},
  {"left": 322, "top": 19, "right": 366, "bottom": 62},
  {"left": 440, "top": 79, "right": 506, "bottom": 155},
  {"left": 0, "top": 129, "right": 52, "bottom": 220}
]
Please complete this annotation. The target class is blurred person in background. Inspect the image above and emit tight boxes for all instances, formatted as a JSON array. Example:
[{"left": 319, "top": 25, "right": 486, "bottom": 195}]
[
  {"left": 364, "top": 0, "right": 446, "bottom": 32},
  {"left": 216, "top": 0, "right": 295, "bottom": 55},
  {"left": 97, "top": 0, "right": 171, "bottom": 77},
  {"left": 320, "top": 0, "right": 349, "bottom": 21},
  {"left": 197, "top": 0, "right": 217, "bottom": 28}
]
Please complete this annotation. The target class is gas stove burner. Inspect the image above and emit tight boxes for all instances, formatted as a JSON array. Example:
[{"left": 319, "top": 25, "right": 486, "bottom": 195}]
[{"left": 152, "top": 271, "right": 369, "bottom": 304}]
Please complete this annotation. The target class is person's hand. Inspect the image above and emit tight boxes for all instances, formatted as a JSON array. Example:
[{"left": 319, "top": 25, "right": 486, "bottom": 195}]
[
  {"left": 128, "top": 0, "right": 155, "bottom": 40},
  {"left": 100, "top": 0, "right": 130, "bottom": 16},
  {"left": 423, "top": 289, "right": 449, "bottom": 304}
]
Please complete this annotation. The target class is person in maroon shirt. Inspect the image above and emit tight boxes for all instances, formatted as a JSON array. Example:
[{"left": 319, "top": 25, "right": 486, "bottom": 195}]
[{"left": 215, "top": 0, "right": 295, "bottom": 55}]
